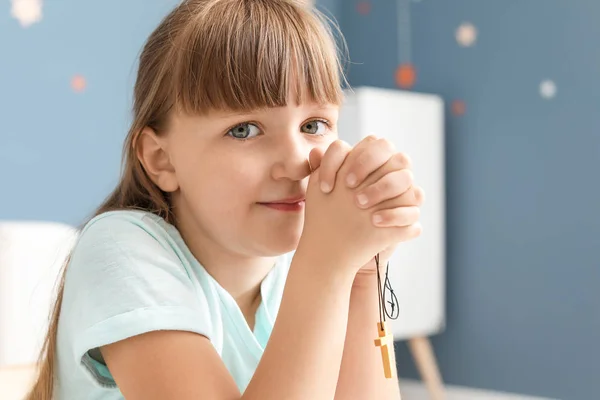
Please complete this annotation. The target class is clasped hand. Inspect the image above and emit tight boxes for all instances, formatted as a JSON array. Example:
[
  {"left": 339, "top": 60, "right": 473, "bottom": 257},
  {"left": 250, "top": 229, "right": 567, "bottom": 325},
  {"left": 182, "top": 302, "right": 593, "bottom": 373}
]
[{"left": 308, "top": 136, "right": 424, "bottom": 274}]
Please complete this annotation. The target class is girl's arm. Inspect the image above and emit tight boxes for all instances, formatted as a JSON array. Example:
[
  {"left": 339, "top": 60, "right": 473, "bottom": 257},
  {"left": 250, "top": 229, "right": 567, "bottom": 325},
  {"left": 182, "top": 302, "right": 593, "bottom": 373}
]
[
  {"left": 102, "top": 252, "right": 356, "bottom": 400},
  {"left": 334, "top": 272, "right": 402, "bottom": 400}
]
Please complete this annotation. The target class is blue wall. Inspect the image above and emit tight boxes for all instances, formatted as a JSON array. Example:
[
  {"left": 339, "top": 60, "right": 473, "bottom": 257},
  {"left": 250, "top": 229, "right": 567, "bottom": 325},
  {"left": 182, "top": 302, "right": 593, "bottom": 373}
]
[
  {"left": 322, "top": 0, "right": 600, "bottom": 399},
  {"left": 1, "top": 1, "right": 598, "bottom": 399},
  {"left": 0, "top": 0, "right": 180, "bottom": 225}
]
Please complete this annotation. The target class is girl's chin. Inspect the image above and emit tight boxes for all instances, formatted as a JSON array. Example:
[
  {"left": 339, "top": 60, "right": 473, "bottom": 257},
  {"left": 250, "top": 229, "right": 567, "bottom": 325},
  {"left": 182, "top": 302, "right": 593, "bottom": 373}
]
[{"left": 263, "top": 231, "right": 302, "bottom": 255}]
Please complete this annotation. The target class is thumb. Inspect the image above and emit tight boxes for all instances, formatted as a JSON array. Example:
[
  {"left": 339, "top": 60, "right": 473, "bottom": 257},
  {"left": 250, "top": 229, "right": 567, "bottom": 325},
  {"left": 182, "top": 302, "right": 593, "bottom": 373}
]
[{"left": 308, "top": 147, "right": 324, "bottom": 172}]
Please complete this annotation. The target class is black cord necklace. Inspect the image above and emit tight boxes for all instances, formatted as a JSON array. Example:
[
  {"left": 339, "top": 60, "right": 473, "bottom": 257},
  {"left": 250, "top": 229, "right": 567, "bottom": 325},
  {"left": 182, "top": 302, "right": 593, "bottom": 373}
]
[
  {"left": 375, "top": 253, "right": 399, "bottom": 326},
  {"left": 374, "top": 253, "right": 399, "bottom": 379}
]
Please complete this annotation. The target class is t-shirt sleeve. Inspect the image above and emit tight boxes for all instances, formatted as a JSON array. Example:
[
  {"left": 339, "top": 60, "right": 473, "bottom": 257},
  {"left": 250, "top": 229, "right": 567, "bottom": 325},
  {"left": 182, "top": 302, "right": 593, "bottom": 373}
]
[{"left": 59, "top": 212, "right": 211, "bottom": 387}]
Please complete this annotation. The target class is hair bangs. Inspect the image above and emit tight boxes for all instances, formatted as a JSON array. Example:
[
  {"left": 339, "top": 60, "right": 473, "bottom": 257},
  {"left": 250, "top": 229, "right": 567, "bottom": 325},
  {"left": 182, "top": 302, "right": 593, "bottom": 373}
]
[{"left": 172, "top": 0, "right": 345, "bottom": 115}]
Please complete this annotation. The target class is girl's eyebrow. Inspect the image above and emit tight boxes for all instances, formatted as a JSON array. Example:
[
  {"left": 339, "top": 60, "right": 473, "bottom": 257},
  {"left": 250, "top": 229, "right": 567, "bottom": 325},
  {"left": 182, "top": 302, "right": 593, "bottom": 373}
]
[
  {"left": 305, "top": 103, "right": 338, "bottom": 111},
  {"left": 209, "top": 112, "right": 257, "bottom": 122},
  {"left": 210, "top": 103, "right": 338, "bottom": 121},
  {"left": 213, "top": 108, "right": 265, "bottom": 119}
]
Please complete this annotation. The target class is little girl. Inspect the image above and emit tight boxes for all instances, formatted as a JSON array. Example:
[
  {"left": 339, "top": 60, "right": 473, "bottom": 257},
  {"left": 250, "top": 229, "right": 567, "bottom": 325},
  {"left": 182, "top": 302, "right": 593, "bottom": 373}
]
[{"left": 27, "top": 1, "right": 423, "bottom": 399}]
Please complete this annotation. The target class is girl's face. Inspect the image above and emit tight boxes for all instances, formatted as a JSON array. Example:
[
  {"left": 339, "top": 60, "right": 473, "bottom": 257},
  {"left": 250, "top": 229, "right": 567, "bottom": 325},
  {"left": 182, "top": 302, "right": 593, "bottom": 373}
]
[{"left": 163, "top": 100, "right": 339, "bottom": 259}]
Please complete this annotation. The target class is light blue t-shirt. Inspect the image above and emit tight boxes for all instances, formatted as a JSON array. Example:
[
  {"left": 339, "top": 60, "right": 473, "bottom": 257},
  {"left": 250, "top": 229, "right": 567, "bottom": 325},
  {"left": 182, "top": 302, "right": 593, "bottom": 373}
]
[{"left": 56, "top": 210, "right": 292, "bottom": 399}]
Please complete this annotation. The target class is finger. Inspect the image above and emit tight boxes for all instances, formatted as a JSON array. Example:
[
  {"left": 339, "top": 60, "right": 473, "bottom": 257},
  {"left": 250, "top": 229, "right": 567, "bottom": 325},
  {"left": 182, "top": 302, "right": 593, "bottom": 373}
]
[
  {"left": 338, "top": 135, "right": 378, "bottom": 181},
  {"left": 352, "top": 150, "right": 413, "bottom": 193},
  {"left": 372, "top": 206, "right": 421, "bottom": 228},
  {"left": 349, "top": 134, "right": 379, "bottom": 156},
  {"left": 308, "top": 147, "right": 325, "bottom": 173},
  {"left": 306, "top": 166, "right": 322, "bottom": 193},
  {"left": 390, "top": 222, "right": 423, "bottom": 243},
  {"left": 370, "top": 185, "right": 425, "bottom": 213},
  {"left": 413, "top": 185, "right": 425, "bottom": 205},
  {"left": 355, "top": 169, "right": 414, "bottom": 209},
  {"left": 345, "top": 138, "right": 395, "bottom": 188},
  {"left": 318, "top": 140, "right": 352, "bottom": 193}
]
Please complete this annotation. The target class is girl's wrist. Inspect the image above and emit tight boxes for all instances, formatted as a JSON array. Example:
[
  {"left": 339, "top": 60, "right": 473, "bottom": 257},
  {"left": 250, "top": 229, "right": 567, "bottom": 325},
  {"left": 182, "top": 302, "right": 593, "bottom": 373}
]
[
  {"left": 291, "top": 244, "right": 358, "bottom": 289},
  {"left": 352, "top": 271, "right": 377, "bottom": 290}
]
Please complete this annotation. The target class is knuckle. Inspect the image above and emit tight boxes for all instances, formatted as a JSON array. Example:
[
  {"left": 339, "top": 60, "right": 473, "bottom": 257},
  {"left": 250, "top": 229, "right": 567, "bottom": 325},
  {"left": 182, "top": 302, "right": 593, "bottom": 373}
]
[
  {"left": 413, "top": 222, "right": 423, "bottom": 237},
  {"left": 412, "top": 207, "right": 421, "bottom": 222},
  {"left": 380, "top": 174, "right": 394, "bottom": 193},
  {"left": 394, "top": 152, "right": 412, "bottom": 169},
  {"left": 373, "top": 177, "right": 393, "bottom": 193},
  {"left": 324, "top": 141, "right": 341, "bottom": 157},
  {"left": 331, "top": 139, "right": 348, "bottom": 151},
  {"left": 369, "top": 182, "right": 385, "bottom": 198},
  {"left": 386, "top": 171, "right": 403, "bottom": 190},
  {"left": 339, "top": 140, "right": 352, "bottom": 150},
  {"left": 402, "top": 169, "right": 415, "bottom": 185},
  {"left": 414, "top": 186, "right": 425, "bottom": 204},
  {"left": 324, "top": 141, "right": 348, "bottom": 165},
  {"left": 378, "top": 138, "right": 396, "bottom": 151},
  {"left": 356, "top": 151, "right": 371, "bottom": 168}
]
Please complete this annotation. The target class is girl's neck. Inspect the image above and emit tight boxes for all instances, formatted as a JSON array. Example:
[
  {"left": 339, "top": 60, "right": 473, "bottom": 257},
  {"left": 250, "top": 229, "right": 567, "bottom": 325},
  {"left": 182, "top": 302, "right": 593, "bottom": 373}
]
[
  {"left": 172, "top": 204, "right": 279, "bottom": 327},
  {"left": 204, "top": 257, "right": 272, "bottom": 331}
]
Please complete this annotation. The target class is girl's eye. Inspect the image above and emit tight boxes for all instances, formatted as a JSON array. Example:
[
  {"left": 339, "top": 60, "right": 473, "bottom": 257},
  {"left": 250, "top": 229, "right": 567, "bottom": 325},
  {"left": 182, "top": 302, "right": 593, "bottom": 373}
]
[
  {"left": 301, "top": 120, "right": 328, "bottom": 135},
  {"left": 227, "top": 123, "right": 260, "bottom": 140}
]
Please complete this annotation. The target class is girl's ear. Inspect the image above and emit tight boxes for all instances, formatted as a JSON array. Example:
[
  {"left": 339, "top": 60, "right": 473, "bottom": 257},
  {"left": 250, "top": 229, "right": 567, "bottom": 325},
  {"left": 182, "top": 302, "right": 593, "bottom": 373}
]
[{"left": 136, "top": 127, "right": 180, "bottom": 192}]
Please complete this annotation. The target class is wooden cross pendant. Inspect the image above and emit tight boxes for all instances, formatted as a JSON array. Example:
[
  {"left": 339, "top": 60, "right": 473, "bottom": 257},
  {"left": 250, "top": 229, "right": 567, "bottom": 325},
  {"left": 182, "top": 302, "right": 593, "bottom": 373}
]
[{"left": 374, "top": 321, "right": 395, "bottom": 379}]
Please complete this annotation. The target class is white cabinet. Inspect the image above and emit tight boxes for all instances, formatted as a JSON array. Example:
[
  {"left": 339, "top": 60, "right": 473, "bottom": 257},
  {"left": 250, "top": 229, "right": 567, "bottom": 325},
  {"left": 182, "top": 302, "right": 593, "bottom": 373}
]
[
  {"left": 0, "top": 221, "right": 76, "bottom": 367},
  {"left": 338, "top": 86, "right": 446, "bottom": 339},
  {"left": 338, "top": 86, "right": 447, "bottom": 398}
]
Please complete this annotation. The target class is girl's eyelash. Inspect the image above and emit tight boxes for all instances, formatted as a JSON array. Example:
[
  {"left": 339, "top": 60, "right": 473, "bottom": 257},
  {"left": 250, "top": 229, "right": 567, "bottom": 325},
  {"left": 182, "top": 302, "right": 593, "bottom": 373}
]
[
  {"left": 301, "top": 118, "right": 333, "bottom": 137},
  {"left": 225, "top": 121, "right": 261, "bottom": 142},
  {"left": 225, "top": 118, "right": 333, "bottom": 142},
  {"left": 309, "top": 118, "right": 331, "bottom": 130}
]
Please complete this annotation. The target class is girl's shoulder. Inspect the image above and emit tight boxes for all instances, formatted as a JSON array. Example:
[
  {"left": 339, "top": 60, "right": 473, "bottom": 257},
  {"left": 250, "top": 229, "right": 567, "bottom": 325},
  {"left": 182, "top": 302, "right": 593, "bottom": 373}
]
[
  {"left": 67, "top": 209, "right": 196, "bottom": 287},
  {"left": 80, "top": 209, "right": 170, "bottom": 236},
  {"left": 57, "top": 210, "right": 214, "bottom": 392},
  {"left": 75, "top": 209, "right": 185, "bottom": 255}
]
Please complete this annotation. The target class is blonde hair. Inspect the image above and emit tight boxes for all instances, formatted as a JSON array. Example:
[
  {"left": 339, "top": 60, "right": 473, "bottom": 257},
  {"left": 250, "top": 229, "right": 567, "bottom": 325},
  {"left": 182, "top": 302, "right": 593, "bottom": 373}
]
[{"left": 26, "top": 0, "right": 346, "bottom": 398}]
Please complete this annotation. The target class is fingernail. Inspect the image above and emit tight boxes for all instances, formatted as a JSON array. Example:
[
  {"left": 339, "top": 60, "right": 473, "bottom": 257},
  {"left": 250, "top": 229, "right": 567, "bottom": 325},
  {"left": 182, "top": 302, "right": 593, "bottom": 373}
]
[
  {"left": 357, "top": 194, "right": 368, "bottom": 206},
  {"left": 321, "top": 182, "right": 331, "bottom": 193},
  {"left": 346, "top": 173, "right": 357, "bottom": 187},
  {"left": 373, "top": 214, "right": 383, "bottom": 225}
]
